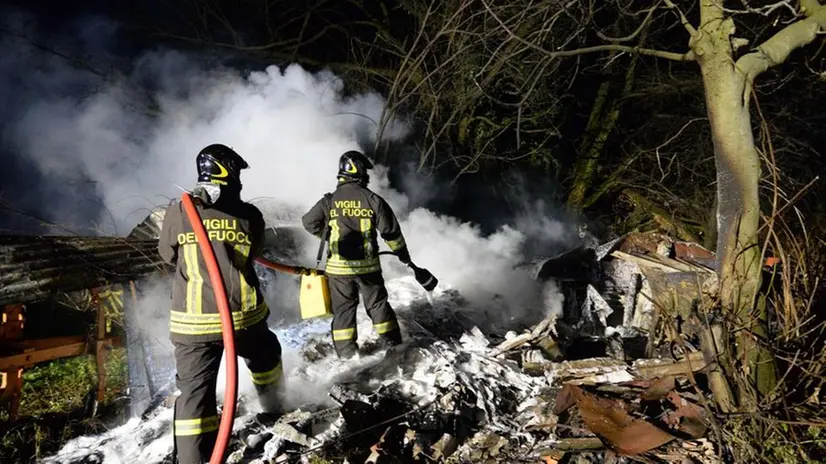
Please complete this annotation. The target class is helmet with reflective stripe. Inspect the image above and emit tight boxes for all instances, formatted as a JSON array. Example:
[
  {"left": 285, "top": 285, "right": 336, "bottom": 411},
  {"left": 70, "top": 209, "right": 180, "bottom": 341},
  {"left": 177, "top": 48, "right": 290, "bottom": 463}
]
[
  {"left": 337, "top": 150, "right": 373, "bottom": 183},
  {"left": 196, "top": 144, "right": 249, "bottom": 187}
]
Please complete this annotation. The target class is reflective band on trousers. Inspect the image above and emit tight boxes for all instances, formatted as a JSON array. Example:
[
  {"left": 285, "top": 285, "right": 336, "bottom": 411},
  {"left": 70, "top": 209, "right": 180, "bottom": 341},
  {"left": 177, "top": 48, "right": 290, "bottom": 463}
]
[
  {"left": 251, "top": 362, "right": 283, "bottom": 386},
  {"left": 333, "top": 328, "right": 356, "bottom": 341},
  {"left": 374, "top": 320, "right": 398, "bottom": 334},
  {"left": 169, "top": 304, "right": 268, "bottom": 336},
  {"left": 325, "top": 257, "right": 381, "bottom": 276},
  {"left": 174, "top": 416, "right": 219, "bottom": 436}
]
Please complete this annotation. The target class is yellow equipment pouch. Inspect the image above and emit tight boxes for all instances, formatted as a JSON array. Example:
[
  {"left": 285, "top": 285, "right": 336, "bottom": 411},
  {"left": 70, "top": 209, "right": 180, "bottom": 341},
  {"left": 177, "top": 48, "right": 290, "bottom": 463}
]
[{"left": 299, "top": 270, "right": 332, "bottom": 319}]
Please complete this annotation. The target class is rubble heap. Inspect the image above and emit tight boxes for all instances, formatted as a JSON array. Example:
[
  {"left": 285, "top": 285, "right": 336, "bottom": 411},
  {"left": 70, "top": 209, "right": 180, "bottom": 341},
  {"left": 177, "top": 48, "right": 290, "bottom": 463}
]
[
  {"left": 43, "top": 231, "right": 734, "bottom": 464},
  {"left": 232, "top": 232, "right": 727, "bottom": 463},
  {"left": 230, "top": 229, "right": 729, "bottom": 463},
  {"left": 228, "top": 320, "right": 721, "bottom": 463}
]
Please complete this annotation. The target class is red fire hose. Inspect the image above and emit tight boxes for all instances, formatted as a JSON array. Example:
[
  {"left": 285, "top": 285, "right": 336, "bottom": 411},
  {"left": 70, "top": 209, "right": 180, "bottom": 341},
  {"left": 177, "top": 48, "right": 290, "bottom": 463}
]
[
  {"left": 180, "top": 193, "right": 237, "bottom": 464},
  {"left": 254, "top": 257, "right": 304, "bottom": 274}
]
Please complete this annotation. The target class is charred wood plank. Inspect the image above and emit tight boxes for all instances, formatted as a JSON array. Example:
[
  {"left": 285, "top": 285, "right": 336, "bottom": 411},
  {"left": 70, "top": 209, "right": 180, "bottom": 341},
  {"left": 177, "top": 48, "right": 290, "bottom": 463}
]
[
  {"left": 0, "top": 235, "right": 170, "bottom": 306},
  {"left": 545, "top": 351, "right": 708, "bottom": 384}
]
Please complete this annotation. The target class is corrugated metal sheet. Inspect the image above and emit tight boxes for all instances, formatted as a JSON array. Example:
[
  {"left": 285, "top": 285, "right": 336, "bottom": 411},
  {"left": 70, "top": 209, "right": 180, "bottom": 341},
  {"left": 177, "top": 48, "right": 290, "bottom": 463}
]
[{"left": 0, "top": 235, "right": 170, "bottom": 306}]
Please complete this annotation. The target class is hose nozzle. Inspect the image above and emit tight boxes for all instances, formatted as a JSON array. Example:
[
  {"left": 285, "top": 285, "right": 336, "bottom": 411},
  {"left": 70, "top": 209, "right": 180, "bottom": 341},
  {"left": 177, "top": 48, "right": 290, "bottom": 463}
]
[{"left": 410, "top": 263, "right": 438, "bottom": 292}]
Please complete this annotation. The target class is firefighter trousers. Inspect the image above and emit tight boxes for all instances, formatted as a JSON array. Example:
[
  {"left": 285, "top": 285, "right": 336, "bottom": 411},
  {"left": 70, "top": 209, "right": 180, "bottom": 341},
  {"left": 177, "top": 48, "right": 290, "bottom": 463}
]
[
  {"left": 328, "top": 271, "right": 402, "bottom": 358},
  {"left": 172, "top": 322, "right": 284, "bottom": 464}
]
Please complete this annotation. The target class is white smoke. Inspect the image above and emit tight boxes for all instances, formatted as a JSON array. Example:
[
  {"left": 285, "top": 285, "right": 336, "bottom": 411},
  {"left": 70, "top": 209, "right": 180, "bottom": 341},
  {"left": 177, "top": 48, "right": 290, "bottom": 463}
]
[
  {"left": 2, "top": 8, "right": 576, "bottom": 414},
  {"left": 13, "top": 59, "right": 408, "bottom": 233}
]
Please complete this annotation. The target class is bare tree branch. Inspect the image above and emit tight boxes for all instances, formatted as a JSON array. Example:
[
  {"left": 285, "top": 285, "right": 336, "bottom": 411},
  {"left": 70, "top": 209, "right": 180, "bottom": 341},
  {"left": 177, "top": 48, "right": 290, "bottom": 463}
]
[
  {"left": 593, "top": 1, "right": 659, "bottom": 43},
  {"left": 545, "top": 42, "right": 695, "bottom": 61},
  {"left": 0, "top": 26, "right": 108, "bottom": 77},
  {"left": 663, "top": 0, "right": 699, "bottom": 37},
  {"left": 481, "top": 0, "right": 695, "bottom": 62},
  {"left": 720, "top": 0, "right": 800, "bottom": 17},
  {"left": 738, "top": 1, "right": 826, "bottom": 82}
]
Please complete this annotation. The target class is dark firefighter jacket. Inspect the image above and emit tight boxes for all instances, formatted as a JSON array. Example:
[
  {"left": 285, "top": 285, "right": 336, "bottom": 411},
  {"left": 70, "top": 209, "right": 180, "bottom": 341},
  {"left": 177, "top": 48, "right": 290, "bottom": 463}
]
[
  {"left": 302, "top": 179, "right": 408, "bottom": 276},
  {"left": 158, "top": 197, "right": 269, "bottom": 342}
]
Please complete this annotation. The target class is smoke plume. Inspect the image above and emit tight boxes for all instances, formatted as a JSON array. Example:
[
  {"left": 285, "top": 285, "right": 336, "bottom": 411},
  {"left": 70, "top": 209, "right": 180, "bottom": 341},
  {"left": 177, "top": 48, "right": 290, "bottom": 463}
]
[{"left": 1, "top": 8, "right": 578, "bottom": 408}]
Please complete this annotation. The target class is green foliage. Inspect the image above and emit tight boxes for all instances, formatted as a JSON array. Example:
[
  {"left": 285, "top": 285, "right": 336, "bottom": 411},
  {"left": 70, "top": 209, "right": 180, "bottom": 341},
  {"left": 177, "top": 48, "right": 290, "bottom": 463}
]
[
  {"left": 0, "top": 348, "right": 129, "bottom": 463},
  {"left": 308, "top": 455, "right": 335, "bottom": 464},
  {"left": 103, "top": 347, "right": 129, "bottom": 404},
  {"left": 19, "top": 355, "right": 97, "bottom": 416},
  {"left": 17, "top": 347, "right": 129, "bottom": 417},
  {"left": 526, "top": 147, "right": 559, "bottom": 173},
  {"left": 726, "top": 420, "right": 826, "bottom": 464}
]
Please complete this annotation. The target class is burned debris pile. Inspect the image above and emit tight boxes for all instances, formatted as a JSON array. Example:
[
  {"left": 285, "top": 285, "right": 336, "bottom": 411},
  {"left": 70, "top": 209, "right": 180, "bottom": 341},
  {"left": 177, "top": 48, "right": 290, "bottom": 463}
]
[
  {"left": 220, "top": 232, "right": 728, "bottom": 463},
  {"left": 38, "top": 230, "right": 737, "bottom": 464}
]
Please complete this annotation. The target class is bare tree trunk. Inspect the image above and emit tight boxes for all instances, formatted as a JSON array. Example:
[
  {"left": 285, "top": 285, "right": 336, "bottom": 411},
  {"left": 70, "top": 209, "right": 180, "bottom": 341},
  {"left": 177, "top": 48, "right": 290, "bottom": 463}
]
[
  {"left": 687, "top": 0, "right": 826, "bottom": 407},
  {"left": 692, "top": 4, "right": 775, "bottom": 406}
]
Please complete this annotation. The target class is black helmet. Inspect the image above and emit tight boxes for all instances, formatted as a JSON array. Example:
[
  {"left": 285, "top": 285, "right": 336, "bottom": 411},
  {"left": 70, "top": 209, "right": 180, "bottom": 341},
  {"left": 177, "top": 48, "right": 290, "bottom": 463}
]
[
  {"left": 337, "top": 150, "right": 373, "bottom": 182},
  {"left": 196, "top": 144, "right": 249, "bottom": 187}
]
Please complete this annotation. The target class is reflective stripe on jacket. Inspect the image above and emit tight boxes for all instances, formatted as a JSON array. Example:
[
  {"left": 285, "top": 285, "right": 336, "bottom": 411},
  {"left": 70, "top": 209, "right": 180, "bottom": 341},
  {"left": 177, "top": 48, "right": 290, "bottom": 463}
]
[
  {"left": 301, "top": 179, "right": 408, "bottom": 276},
  {"left": 158, "top": 196, "right": 269, "bottom": 342}
]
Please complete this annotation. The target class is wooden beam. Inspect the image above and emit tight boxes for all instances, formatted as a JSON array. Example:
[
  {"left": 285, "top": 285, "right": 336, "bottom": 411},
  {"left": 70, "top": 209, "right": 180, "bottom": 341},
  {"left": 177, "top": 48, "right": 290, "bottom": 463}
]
[
  {"left": 0, "top": 342, "right": 88, "bottom": 371},
  {"left": 544, "top": 351, "right": 709, "bottom": 384},
  {"left": 1, "top": 304, "right": 26, "bottom": 420},
  {"left": 0, "top": 304, "right": 24, "bottom": 339},
  {"left": 2, "top": 336, "right": 86, "bottom": 355},
  {"left": 633, "top": 350, "right": 709, "bottom": 379},
  {"left": 536, "top": 437, "right": 605, "bottom": 454},
  {"left": 0, "top": 292, "right": 125, "bottom": 421},
  {"left": 0, "top": 368, "right": 23, "bottom": 419},
  {"left": 93, "top": 287, "right": 108, "bottom": 404},
  {"left": 0, "top": 335, "right": 122, "bottom": 371}
]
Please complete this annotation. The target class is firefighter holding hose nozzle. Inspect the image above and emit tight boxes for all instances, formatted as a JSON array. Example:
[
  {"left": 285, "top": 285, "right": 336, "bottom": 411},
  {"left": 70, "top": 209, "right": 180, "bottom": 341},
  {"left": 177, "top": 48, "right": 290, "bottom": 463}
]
[
  {"left": 158, "top": 144, "right": 285, "bottom": 464},
  {"left": 301, "top": 150, "right": 410, "bottom": 359}
]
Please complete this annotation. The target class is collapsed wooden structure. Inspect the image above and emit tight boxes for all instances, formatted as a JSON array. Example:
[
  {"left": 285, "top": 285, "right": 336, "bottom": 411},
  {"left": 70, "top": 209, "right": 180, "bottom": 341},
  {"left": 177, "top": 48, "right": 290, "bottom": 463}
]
[{"left": 0, "top": 235, "right": 169, "bottom": 420}]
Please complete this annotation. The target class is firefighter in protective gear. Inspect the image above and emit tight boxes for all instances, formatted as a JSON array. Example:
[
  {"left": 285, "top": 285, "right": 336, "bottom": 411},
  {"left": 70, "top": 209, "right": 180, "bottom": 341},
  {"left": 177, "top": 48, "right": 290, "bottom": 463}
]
[
  {"left": 158, "top": 144, "right": 285, "bottom": 464},
  {"left": 301, "top": 150, "right": 410, "bottom": 359}
]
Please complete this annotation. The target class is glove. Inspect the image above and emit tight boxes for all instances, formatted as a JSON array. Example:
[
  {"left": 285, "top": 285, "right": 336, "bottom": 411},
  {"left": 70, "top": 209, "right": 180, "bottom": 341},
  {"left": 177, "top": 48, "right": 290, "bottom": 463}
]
[
  {"left": 396, "top": 248, "right": 411, "bottom": 265},
  {"left": 294, "top": 266, "right": 314, "bottom": 275}
]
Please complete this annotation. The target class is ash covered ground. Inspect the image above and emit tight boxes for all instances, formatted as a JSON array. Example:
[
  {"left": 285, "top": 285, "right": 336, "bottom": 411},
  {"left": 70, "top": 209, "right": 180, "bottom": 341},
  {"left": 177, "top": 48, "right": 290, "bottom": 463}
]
[{"left": 43, "top": 272, "right": 562, "bottom": 464}]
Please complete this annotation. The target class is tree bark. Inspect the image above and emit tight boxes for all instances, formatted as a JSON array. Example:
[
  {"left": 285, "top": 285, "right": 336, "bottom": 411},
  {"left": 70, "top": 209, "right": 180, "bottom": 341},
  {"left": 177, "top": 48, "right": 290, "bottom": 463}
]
[
  {"left": 621, "top": 189, "right": 703, "bottom": 243},
  {"left": 568, "top": 47, "right": 641, "bottom": 210},
  {"left": 567, "top": 81, "right": 611, "bottom": 209},
  {"left": 689, "top": 0, "right": 826, "bottom": 405},
  {"left": 691, "top": 6, "right": 771, "bottom": 406}
]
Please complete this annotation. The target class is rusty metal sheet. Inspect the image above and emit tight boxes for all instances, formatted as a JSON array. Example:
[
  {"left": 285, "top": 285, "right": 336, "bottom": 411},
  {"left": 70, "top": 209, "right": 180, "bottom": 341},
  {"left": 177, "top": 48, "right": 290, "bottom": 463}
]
[
  {"left": 554, "top": 384, "right": 676, "bottom": 455},
  {"left": 664, "top": 391, "right": 709, "bottom": 439},
  {"left": 640, "top": 376, "right": 677, "bottom": 401},
  {"left": 674, "top": 241, "right": 716, "bottom": 270}
]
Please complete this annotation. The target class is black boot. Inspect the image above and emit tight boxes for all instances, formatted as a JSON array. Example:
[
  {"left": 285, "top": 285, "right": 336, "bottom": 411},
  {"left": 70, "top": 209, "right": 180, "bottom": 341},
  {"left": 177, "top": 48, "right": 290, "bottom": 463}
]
[{"left": 377, "top": 329, "right": 402, "bottom": 350}]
